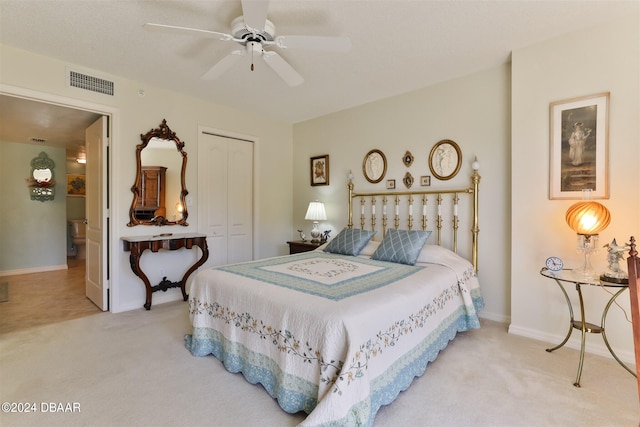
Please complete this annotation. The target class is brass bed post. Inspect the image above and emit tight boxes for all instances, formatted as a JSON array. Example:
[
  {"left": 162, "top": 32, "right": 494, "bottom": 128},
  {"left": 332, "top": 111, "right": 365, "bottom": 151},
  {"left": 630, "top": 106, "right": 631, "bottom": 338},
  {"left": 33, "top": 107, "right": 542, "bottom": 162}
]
[
  {"left": 470, "top": 160, "right": 481, "bottom": 274},
  {"left": 421, "top": 194, "right": 428, "bottom": 231},
  {"left": 436, "top": 194, "right": 443, "bottom": 246},
  {"left": 347, "top": 173, "right": 354, "bottom": 229},
  {"left": 407, "top": 196, "right": 414, "bottom": 230},
  {"left": 452, "top": 193, "right": 459, "bottom": 253},
  {"left": 371, "top": 197, "right": 377, "bottom": 232},
  {"left": 382, "top": 196, "right": 388, "bottom": 238}
]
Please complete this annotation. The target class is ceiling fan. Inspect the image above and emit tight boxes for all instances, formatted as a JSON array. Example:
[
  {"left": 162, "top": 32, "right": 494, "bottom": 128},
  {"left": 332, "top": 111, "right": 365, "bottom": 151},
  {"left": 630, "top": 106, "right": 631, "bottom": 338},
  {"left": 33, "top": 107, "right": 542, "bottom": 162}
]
[{"left": 144, "top": 0, "right": 351, "bottom": 87}]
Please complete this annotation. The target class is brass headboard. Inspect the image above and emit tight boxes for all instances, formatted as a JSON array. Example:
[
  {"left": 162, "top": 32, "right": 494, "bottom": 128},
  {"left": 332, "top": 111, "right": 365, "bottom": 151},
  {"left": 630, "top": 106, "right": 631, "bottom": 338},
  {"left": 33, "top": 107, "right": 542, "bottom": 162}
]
[{"left": 347, "top": 166, "right": 480, "bottom": 272}]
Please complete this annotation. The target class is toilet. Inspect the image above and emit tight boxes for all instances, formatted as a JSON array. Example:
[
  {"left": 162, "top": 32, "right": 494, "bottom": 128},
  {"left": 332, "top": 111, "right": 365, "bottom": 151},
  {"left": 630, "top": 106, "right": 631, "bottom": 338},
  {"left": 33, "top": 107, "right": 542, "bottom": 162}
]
[{"left": 69, "top": 219, "right": 86, "bottom": 260}]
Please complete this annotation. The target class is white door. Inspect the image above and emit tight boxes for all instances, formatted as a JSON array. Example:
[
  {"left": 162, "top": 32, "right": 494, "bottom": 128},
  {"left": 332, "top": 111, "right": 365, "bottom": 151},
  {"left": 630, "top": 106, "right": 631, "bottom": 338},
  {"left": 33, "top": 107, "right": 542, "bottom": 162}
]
[
  {"left": 227, "top": 141, "right": 253, "bottom": 264},
  {"left": 85, "top": 116, "right": 109, "bottom": 310},
  {"left": 198, "top": 131, "right": 253, "bottom": 268}
]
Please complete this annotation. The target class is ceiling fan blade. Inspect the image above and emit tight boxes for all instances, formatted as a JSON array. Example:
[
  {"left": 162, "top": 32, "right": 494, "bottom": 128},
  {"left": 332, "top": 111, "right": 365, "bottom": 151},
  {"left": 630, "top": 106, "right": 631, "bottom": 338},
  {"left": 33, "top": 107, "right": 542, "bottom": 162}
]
[
  {"left": 262, "top": 51, "right": 304, "bottom": 87},
  {"left": 144, "top": 23, "right": 235, "bottom": 41},
  {"left": 241, "top": 0, "right": 270, "bottom": 31},
  {"left": 202, "top": 50, "right": 245, "bottom": 80},
  {"left": 275, "top": 35, "right": 352, "bottom": 53}
]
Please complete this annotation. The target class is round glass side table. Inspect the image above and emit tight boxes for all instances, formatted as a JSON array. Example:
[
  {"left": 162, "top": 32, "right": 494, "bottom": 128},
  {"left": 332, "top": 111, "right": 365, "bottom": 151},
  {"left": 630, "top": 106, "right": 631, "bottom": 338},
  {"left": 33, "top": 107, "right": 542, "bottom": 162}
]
[{"left": 540, "top": 267, "right": 634, "bottom": 387}]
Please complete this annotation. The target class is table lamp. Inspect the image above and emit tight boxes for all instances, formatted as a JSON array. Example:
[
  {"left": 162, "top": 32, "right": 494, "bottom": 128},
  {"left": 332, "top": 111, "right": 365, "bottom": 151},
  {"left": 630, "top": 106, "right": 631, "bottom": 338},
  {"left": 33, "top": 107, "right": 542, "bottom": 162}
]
[
  {"left": 565, "top": 199, "right": 610, "bottom": 277},
  {"left": 305, "top": 201, "right": 327, "bottom": 243}
]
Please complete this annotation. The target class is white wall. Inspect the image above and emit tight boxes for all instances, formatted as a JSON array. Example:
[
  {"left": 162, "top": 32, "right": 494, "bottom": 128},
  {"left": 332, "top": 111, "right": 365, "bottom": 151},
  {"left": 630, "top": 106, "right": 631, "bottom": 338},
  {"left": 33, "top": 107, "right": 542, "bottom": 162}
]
[
  {"left": 1, "top": 44, "right": 294, "bottom": 313},
  {"left": 293, "top": 64, "right": 512, "bottom": 322},
  {"left": 0, "top": 142, "right": 67, "bottom": 272},
  {"left": 511, "top": 15, "right": 639, "bottom": 362}
]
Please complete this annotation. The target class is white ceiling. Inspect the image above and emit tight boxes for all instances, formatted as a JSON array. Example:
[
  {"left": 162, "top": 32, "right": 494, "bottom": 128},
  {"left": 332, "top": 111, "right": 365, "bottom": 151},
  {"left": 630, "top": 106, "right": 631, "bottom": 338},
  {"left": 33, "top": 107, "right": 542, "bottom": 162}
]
[{"left": 0, "top": 0, "right": 637, "bottom": 148}]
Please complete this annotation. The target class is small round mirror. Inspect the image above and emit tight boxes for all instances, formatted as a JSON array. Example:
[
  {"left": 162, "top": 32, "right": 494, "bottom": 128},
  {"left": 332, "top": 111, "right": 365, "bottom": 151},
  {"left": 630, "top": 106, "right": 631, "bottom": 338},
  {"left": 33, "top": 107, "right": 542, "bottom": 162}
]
[{"left": 33, "top": 168, "right": 52, "bottom": 182}]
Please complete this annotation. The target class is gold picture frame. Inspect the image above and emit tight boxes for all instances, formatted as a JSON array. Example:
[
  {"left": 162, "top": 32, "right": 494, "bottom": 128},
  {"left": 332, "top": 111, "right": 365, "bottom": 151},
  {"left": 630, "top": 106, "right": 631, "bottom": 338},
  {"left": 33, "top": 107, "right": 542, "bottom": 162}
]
[
  {"left": 66, "top": 174, "right": 86, "bottom": 197},
  {"left": 310, "top": 154, "right": 329, "bottom": 186},
  {"left": 428, "top": 139, "right": 462, "bottom": 181},
  {"left": 549, "top": 92, "right": 609, "bottom": 199}
]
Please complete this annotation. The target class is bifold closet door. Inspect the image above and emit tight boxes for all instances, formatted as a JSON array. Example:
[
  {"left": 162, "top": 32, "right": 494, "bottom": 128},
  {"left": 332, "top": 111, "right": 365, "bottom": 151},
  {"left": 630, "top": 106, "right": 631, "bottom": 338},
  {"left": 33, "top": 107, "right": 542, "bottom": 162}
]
[{"left": 198, "top": 132, "right": 253, "bottom": 268}]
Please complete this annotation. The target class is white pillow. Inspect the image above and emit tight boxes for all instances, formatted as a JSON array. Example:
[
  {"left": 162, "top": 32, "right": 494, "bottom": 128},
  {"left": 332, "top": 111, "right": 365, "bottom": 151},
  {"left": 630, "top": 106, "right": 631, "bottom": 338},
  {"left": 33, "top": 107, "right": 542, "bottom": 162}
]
[{"left": 357, "top": 240, "right": 380, "bottom": 257}]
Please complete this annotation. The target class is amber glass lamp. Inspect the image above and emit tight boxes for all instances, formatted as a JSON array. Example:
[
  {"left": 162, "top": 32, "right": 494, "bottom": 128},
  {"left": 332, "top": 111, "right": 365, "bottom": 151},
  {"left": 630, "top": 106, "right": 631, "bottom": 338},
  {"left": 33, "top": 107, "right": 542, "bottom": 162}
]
[{"left": 565, "top": 199, "right": 611, "bottom": 277}]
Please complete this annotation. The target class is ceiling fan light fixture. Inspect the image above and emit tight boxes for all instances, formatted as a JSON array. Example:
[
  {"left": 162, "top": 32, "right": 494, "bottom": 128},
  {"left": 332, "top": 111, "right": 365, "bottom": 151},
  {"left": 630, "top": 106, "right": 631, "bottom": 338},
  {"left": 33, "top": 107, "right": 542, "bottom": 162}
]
[{"left": 231, "top": 16, "right": 275, "bottom": 42}]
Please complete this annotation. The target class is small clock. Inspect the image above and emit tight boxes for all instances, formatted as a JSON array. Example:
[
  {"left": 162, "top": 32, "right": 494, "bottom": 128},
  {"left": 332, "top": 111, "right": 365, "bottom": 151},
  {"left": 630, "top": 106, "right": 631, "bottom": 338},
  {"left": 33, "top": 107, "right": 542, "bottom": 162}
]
[{"left": 545, "top": 256, "right": 564, "bottom": 272}]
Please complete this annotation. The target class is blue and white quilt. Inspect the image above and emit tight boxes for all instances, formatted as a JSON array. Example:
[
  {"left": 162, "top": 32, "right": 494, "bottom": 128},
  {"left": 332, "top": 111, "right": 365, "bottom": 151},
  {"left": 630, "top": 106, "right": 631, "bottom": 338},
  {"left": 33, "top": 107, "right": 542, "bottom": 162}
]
[{"left": 185, "top": 244, "right": 484, "bottom": 426}]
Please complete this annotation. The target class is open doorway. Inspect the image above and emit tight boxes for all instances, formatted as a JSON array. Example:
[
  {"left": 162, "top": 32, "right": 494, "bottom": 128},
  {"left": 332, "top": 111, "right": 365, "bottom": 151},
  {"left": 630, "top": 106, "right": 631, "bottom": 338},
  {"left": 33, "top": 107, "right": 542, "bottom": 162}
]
[{"left": 0, "top": 89, "right": 113, "bottom": 327}]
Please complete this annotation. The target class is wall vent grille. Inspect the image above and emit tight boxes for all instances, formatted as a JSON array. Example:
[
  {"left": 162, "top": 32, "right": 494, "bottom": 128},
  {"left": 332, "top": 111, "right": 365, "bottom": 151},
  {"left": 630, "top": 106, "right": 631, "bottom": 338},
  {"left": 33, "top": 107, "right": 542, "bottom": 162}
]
[{"left": 68, "top": 70, "right": 114, "bottom": 96}]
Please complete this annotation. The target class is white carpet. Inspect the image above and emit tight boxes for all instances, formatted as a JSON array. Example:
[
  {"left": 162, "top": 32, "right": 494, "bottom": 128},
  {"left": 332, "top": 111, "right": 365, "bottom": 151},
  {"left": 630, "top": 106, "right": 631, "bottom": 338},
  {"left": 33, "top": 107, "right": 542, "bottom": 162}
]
[{"left": 0, "top": 300, "right": 637, "bottom": 426}]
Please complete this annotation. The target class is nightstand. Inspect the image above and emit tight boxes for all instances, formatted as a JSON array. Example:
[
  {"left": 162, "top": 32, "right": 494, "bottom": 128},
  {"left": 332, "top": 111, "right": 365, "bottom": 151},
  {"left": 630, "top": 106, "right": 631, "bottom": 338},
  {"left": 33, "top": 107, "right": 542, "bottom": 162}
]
[
  {"left": 540, "top": 267, "right": 634, "bottom": 387},
  {"left": 287, "top": 240, "right": 322, "bottom": 254}
]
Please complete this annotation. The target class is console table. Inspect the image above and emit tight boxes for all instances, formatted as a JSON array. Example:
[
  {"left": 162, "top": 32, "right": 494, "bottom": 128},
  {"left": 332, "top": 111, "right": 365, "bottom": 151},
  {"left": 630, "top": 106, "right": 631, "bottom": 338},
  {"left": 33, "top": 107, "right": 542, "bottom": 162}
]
[{"left": 122, "top": 233, "right": 209, "bottom": 310}]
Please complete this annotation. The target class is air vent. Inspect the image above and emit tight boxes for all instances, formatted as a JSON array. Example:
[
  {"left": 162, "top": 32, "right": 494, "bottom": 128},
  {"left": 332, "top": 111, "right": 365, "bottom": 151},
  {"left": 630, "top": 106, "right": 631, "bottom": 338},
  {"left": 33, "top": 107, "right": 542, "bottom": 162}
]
[
  {"left": 30, "top": 137, "right": 47, "bottom": 144},
  {"left": 68, "top": 70, "right": 114, "bottom": 96}
]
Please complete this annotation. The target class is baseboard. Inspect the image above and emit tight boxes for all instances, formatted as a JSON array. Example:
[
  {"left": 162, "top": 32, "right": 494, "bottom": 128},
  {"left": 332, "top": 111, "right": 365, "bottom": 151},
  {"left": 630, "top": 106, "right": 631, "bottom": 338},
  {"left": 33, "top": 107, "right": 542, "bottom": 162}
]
[
  {"left": 112, "top": 289, "right": 184, "bottom": 314},
  {"left": 478, "top": 310, "right": 510, "bottom": 324},
  {"left": 508, "top": 323, "right": 636, "bottom": 365},
  {"left": 0, "top": 264, "right": 68, "bottom": 277}
]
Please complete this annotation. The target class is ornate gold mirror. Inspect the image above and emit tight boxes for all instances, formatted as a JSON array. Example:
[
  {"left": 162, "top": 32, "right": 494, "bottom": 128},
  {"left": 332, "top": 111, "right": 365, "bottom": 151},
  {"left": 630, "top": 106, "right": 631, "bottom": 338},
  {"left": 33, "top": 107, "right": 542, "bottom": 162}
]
[{"left": 128, "top": 119, "right": 188, "bottom": 226}]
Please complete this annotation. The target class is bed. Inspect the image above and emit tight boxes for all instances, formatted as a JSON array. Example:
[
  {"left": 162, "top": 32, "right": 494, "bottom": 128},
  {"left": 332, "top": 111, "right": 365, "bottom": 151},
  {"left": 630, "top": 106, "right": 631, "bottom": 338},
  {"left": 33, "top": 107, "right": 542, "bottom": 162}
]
[{"left": 185, "top": 166, "right": 483, "bottom": 426}]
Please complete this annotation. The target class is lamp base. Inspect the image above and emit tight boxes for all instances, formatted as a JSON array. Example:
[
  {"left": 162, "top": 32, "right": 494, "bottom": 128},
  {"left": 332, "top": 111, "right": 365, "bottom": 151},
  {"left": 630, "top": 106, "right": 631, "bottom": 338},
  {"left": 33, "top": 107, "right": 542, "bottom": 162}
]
[
  {"left": 310, "top": 222, "right": 321, "bottom": 243},
  {"left": 575, "top": 234, "right": 598, "bottom": 279}
]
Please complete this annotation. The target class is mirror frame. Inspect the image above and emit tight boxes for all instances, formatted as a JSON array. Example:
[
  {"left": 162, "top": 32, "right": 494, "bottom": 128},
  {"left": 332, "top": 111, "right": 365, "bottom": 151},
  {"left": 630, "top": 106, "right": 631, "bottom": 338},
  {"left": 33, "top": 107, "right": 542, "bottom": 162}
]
[{"left": 127, "top": 119, "right": 189, "bottom": 227}]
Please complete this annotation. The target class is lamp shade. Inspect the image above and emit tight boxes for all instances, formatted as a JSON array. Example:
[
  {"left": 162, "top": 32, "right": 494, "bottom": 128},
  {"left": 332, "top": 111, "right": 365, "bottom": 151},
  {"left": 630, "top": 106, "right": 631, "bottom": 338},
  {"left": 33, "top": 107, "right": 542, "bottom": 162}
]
[
  {"left": 305, "top": 202, "right": 327, "bottom": 221},
  {"left": 565, "top": 201, "right": 610, "bottom": 235}
]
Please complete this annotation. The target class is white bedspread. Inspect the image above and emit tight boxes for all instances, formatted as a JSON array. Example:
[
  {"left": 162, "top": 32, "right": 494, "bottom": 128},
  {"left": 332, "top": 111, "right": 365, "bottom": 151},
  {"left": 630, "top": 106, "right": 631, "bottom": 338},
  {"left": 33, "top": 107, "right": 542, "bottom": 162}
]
[{"left": 185, "top": 247, "right": 483, "bottom": 426}]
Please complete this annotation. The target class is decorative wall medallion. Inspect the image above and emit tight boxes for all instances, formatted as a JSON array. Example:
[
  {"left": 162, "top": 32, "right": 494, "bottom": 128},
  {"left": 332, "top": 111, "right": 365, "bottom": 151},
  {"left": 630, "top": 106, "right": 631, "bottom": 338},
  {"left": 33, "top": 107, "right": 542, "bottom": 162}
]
[
  {"left": 402, "top": 151, "right": 414, "bottom": 167},
  {"left": 403, "top": 172, "right": 414, "bottom": 189},
  {"left": 362, "top": 149, "right": 387, "bottom": 183},
  {"left": 428, "top": 139, "right": 462, "bottom": 181}
]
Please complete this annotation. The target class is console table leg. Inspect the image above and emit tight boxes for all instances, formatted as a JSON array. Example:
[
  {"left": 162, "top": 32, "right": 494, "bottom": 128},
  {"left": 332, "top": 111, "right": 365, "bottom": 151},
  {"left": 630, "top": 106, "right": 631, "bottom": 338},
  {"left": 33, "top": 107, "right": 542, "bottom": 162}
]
[
  {"left": 129, "top": 252, "right": 153, "bottom": 310},
  {"left": 179, "top": 240, "right": 209, "bottom": 301}
]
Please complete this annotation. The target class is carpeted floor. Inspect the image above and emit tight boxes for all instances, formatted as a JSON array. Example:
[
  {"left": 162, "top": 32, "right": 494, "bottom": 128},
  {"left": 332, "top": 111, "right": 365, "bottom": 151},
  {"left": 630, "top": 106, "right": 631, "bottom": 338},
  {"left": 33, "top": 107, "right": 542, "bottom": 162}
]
[{"left": 0, "top": 300, "right": 637, "bottom": 426}]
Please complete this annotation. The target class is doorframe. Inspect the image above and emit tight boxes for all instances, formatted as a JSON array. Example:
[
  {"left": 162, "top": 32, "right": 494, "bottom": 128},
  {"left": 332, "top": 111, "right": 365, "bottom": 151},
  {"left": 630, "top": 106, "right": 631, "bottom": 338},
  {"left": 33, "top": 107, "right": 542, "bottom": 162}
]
[{"left": 1, "top": 83, "right": 119, "bottom": 312}]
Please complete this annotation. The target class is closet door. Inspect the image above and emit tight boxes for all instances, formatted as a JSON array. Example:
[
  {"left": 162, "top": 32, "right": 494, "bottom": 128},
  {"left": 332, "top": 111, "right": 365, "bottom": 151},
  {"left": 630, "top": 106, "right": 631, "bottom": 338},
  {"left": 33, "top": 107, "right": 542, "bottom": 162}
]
[
  {"left": 227, "top": 140, "right": 253, "bottom": 264},
  {"left": 198, "top": 131, "right": 253, "bottom": 267}
]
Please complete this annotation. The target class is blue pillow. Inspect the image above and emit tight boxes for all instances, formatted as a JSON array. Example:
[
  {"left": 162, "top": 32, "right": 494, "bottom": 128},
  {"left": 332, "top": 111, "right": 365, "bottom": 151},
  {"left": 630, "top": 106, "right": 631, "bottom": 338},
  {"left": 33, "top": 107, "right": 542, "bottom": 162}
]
[
  {"left": 371, "top": 229, "right": 431, "bottom": 265},
  {"left": 323, "top": 228, "right": 375, "bottom": 256}
]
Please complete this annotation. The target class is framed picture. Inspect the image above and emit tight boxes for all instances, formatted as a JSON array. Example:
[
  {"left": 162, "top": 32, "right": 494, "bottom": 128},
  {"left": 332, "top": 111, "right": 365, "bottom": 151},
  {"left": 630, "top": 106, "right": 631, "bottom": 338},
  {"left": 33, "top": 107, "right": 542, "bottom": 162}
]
[
  {"left": 386, "top": 179, "right": 395, "bottom": 190},
  {"left": 310, "top": 155, "right": 329, "bottom": 186},
  {"left": 66, "top": 174, "right": 86, "bottom": 197},
  {"left": 420, "top": 176, "right": 431, "bottom": 186},
  {"left": 428, "top": 139, "right": 462, "bottom": 181},
  {"left": 549, "top": 92, "right": 609, "bottom": 199}
]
